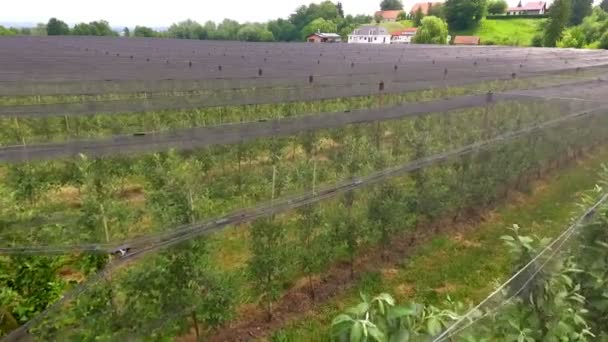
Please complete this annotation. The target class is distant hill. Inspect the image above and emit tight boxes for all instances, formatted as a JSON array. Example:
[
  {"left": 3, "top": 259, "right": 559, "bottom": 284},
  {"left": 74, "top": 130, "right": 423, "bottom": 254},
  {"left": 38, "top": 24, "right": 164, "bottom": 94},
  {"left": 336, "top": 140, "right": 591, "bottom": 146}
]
[{"left": 452, "top": 18, "right": 545, "bottom": 46}]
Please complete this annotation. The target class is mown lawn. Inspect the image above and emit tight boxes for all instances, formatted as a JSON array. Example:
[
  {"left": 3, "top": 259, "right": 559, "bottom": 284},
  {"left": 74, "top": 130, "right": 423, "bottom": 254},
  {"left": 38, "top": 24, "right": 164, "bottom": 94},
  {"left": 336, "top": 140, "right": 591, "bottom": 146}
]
[
  {"left": 268, "top": 148, "right": 608, "bottom": 341},
  {"left": 453, "top": 18, "right": 545, "bottom": 46}
]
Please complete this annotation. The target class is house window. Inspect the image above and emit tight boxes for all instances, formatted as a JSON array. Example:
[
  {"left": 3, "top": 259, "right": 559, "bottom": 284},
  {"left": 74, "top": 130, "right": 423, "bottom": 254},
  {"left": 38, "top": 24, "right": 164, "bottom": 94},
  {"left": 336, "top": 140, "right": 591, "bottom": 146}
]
[{"left": 374, "top": 37, "right": 377, "bottom": 41}]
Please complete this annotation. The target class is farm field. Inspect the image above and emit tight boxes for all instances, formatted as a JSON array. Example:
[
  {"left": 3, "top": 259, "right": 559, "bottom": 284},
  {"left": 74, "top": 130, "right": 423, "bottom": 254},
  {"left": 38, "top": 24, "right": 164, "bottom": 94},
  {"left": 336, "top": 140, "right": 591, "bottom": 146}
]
[
  {"left": 2, "top": 36, "right": 608, "bottom": 341},
  {"left": 452, "top": 18, "right": 545, "bottom": 46}
]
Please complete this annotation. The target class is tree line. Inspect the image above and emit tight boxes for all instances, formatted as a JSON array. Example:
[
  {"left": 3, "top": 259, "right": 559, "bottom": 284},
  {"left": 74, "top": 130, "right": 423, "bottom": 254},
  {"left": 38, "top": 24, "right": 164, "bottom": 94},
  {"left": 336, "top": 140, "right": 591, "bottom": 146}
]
[{"left": 0, "top": 1, "right": 371, "bottom": 42}]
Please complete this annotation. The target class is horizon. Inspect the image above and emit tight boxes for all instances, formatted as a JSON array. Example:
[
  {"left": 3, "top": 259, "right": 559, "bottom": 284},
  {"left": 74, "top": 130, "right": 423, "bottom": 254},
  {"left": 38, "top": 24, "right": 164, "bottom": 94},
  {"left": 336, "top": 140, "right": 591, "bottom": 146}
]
[{"left": 1, "top": 0, "right": 542, "bottom": 29}]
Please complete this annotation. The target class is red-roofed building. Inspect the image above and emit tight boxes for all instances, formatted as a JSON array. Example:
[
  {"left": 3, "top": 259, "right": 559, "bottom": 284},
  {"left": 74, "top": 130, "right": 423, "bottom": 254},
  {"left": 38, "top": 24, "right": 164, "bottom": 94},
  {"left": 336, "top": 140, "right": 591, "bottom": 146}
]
[
  {"left": 391, "top": 28, "right": 418, "bottom": 44},
  {"left": 453, "top": 36, "right": 481, "bottom": 45},
  {"left": 506, "top": 1, "right": 547, "bottom": 15},
  {"left": 409, "top": 2, "right": 443, "bottom": 15},
  {"left": 374, "top": 10, "right": 404, "bottom": 22}
]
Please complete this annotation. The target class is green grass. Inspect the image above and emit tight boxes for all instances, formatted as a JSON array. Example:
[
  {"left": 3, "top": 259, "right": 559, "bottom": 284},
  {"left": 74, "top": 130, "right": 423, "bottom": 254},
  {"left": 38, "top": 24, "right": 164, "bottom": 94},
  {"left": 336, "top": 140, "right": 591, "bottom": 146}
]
[
  {"left": 453, "top": 18, "right": 545, "bottom": 46},
  {"left": 269, "top": 149, "right": 608, "bottom": 341},
  {"left": 369, "top": 20, "right": 414, "bottom": 33}
]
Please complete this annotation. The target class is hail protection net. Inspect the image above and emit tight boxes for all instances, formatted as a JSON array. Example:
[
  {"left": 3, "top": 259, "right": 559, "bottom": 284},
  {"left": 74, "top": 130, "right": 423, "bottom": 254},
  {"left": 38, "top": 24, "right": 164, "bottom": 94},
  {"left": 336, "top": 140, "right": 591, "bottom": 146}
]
[
  {"left": 433, "top": 191, "right": 608, "bottom": 342},
  {"left": 2, "top": 38, "right": 608, "bottom": 341}
]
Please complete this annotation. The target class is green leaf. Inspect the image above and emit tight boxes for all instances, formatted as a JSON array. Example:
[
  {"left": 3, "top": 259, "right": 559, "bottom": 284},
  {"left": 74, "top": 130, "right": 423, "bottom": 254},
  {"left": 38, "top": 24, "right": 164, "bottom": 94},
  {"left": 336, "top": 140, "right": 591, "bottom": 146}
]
[
  {"left": 387, "top": 306, "right": 416, "bottom": 320},
  {"left": 374, "top": 293, "right": 396, "bottom": 306},
  {"left": 389, "top": 329, "right": 410, "bottom": 342},
  {"left": 367, "top": 324, "right": 387, "bottom": 342},
  {"left": 348, "top": 302, "right": 370, "bottom": 317},
  {"left": 333, "top": 314, "right": 355, "bottom": 326},
  {"left": 427, "top": 317, "right": 442, "bottom": 335},
  {"left": 350, "top": 322, "right": 364, "bottom": 342}
]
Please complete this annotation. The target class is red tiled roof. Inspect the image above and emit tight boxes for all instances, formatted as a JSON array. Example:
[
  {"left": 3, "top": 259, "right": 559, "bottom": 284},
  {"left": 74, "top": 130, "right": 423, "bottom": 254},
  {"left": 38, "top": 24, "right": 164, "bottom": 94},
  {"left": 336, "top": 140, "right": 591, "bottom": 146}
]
[
  {"left": 453, "top": 36, "right": 481, "bottom": 45},
  {"left": 410, "top": 2, "right": 443, "bottom": 15},
  {"left": 375, "top": 10, "right": 403, "bottom": 20},
  {"left": 507, "top": 1, "right": 546, "bottom": 11}
]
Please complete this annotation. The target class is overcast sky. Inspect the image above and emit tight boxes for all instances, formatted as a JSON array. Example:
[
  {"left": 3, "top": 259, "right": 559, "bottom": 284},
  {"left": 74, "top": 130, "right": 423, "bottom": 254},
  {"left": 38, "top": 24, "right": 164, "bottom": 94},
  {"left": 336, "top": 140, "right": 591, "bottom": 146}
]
[{"left": 1, "top": 0, "right": 542, "bottom": 28}]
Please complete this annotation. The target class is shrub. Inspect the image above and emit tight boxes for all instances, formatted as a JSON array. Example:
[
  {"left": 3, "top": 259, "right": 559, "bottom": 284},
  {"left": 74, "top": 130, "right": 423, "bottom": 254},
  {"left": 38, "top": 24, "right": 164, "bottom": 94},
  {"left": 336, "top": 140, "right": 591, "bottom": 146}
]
[
  {"left": 600, "top": 31, "right": 608, "bottom": 49},
  {"left": 531, "top": 34, "right": 543, "bottom": 46}
]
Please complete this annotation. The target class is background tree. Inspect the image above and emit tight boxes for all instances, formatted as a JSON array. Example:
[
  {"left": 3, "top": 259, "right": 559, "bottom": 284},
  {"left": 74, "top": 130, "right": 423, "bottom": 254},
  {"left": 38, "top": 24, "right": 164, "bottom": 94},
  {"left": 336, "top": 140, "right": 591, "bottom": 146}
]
[
  {"left": 380, "top": 0, "right": 404, "bottom": 10},
  {"left": 46, "top": 18, "right": 70, "bottom": 35},
  {"left": 413, "top": 16, "right": 449, "bottom": 44},
  {"left": 428, "top": 3, "right": 445, "bottom": 18},
  {"left": 543, "top": 0, "right": 572, "bottom": 47},
  {"left": 31, "top": 23, "right": 47, "bottom": 36},
  {"left": 444, "top": 0, "right": 487, "bottom": 30},
  {"left": 268, "top": 19, "right": 299, "bottom": 41},
  {"left": 0, "top": 26, "right": 16, "bottom": 36},
  {"left": 487, "top": 0, "right": 508, "bottom": 14},
  {"left": 133, "top": 26, "right": 158, "bottom": 38},
  {"left": 302, "top": 18, "right": 337, "bottom": 38},
  {"left": 570, "top": 0, "right": 593, "bottom": 25},
  {"left": 374, "top": 12, "right": 384, "bottom": 23},
  {"left": 167, "top": 19, "right": 207, "bottom": 39},
  {"left": 412, "top": 7, "right": 425, "bottom": 26},
  {"left": 601, "top": 0, "right": 608, "bottom": 12},
  {"left": 236, "top": 24, "right": 274, "bottom": 42},
  {"left": 214, "top": 19, "right": 241, "bottom": 40},
  {"left": 248, "top": 218, "right": 287, "bottom": 321},
  {"left": 600, "top": 31, "right": 608, "bottom": 49},
  {"left": 122, "top": 27, "right": 130, "bottom": 37}
]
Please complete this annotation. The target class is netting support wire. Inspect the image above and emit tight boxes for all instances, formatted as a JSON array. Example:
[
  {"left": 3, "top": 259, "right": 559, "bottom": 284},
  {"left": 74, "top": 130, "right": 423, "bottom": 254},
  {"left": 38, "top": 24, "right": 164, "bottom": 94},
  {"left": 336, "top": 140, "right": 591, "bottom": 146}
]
[{"left": 433, "top": 192, "right": 608, "bottom": 342}]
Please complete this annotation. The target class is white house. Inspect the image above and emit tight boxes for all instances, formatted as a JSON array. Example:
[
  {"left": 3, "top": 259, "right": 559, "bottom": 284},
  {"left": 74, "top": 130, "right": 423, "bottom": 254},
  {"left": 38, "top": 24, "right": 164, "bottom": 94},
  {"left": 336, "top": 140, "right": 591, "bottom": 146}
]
[
  {"left": 506, "top": 1, "right": 547, "bottom": 15},
  {"left": 348, "top": 26, "right": 391, "bottom": 44},
  {"left": 391, "top": 28, "right": 418, "bottom": 44}
]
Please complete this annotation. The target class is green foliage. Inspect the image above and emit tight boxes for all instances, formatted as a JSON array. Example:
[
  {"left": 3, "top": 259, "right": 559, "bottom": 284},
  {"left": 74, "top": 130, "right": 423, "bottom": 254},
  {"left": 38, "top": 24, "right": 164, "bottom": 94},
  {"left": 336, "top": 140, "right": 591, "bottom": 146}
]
[
  {"left": 531, "top": 33, "right": 543, "bottom": 46},
  {"left": 412, "top": 7, "right": 425, "bottom": 27},
  {"left": 268, "top": 19, "right": 299, "bottom": 41},
  {"left": 46, "top": 18, "right": 70, "bottom": 36},
  {"left": 237, "top": 24, "right": 275, "bottom": 42},
  {"left": 570, "top": 0, "right": 593, "bottom": 25},
  {"left": 368, "top": 183, "right": 416, "bottom": 257},
  {"left": 71, "top": 21, "right": 117, "bottom": 36},
  {"left": 413, "top": 16, "right": 448, "bottom": 44},
  {"left": 374, "top": 12, "right": 384, "bottom": 24},
  {"left": 397, "top": 11, "right": 408, "bottom": 21},
  {"left": 543, "top": 0, "right": 572, "bottom": 47},
  {"left": 558, "top": 26, "right": 585, "bottom": 47},
  {"left": 444, "top": 0, "right": 487, "bottom": 30},
  {"left": 453, "top": 18, "right": 545, "bottom": 46},
  {"left": 0, "top": 26, "right": 17, "bottom": 36},
  {"left": 214, "top": 19, "right": 241, "bottom": 40},
  {"left": 428, "top": 3, "right": 445, "bottom": 18},
  {"left": 380, "top": 0, "right": 404, "bottom": 10},
  {"left": 488, "top": 0, "right": 508, "bottom": 14},
  {"left": 133, "top": 25, "right": 158, "bottom": 38},
  {"left": 0, "top": 256, "right": 66, "bottom": 324},
  {"left": 602, "top": 0, "right": 608, "bottom": 12},
  {"left": 122, "top": 27, "right": 130, "bottom": 37},
  {"left": 248, "top": 218, "right": 287, "bottom": 321},
  {"left": 302, "top": 18, "right": 337, "bottom": 38},
  {"left": 601, "top": 31, "right": 608, "bottom": 49},
  {"left": 167, "top": 19, "right": 208, "bottom": 40},
  {"left": 331, "top": 293, "right": 461, "bottom": 341}
]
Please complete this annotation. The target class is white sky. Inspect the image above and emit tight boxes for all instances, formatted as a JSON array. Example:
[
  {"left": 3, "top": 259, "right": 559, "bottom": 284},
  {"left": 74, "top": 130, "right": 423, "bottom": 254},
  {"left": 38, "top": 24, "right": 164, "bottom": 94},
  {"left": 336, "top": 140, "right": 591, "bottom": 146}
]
[{"left": 1, "top": 0, "right": 533, "bottom": 28}]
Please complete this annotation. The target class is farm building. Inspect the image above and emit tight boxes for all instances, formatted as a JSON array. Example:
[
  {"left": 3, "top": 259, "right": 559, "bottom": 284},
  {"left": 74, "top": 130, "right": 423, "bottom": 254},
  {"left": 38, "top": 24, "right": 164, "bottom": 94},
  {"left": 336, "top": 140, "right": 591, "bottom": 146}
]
[
  {"left": 374, "top": 10, "right": 404, "bottom": 22},
  {"left": 506, "top": 1, "right": 547, "bottom": 15},
  {"left": 306, "top": 32, "right": 341, "bottom": 43},
  {"left": 410, "top": 2, "right": 443, "bottom": 15},
  {"left": 348, "top": 26, "right": 391, "bottom": 44},
  {"left": 453, "top": 36, "right": 481, "bottom": 45},
  {"left": 391, "top": 28, "right": 418, "bottom": 44}
]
